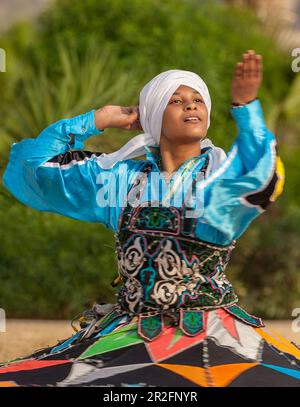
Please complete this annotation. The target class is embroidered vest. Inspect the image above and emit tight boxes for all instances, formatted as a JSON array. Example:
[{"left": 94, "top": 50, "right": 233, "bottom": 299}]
[{"left": 108, "top": 157, "right": 264, "bottom": 341}]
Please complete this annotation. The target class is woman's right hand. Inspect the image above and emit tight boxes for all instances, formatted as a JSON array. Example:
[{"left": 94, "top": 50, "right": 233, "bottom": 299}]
[{"left": 94, "top": 105, "right": 142, "bottom": 131}]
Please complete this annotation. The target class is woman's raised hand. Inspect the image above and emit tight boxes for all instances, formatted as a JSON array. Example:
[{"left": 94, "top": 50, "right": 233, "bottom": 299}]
[
  {"left": 231, "top": 50, "right": 263, "bottom": 104},
  {"left": 94, "top": 105, "right": 143, "bottom": 131}
]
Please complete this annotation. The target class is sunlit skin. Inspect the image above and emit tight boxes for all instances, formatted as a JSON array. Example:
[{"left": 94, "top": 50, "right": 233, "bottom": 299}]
[{"left": 94, "top": 49, "right": 262, "bottom": 175}]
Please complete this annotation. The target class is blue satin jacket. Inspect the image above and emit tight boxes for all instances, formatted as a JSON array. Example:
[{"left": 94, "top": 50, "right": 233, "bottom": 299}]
[{"left": 3, "top": 99, "right": 285, "bottom": 246}]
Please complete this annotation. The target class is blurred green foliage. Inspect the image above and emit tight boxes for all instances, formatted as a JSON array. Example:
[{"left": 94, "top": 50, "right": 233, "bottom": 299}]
[
  {"left": 0, "top": 202, "right": 117, "bottom": 318},
  {"left": 0, "top": 0, "right": 299, "bottom": 319}
]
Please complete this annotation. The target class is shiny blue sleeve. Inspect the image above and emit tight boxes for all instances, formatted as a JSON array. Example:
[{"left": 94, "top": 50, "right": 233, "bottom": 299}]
[
  {"left": 2, "top": 110, "right": 138, "bottom": 231},
  {"left": 200, "top": 99, "right": 285, "bottom": 243}
]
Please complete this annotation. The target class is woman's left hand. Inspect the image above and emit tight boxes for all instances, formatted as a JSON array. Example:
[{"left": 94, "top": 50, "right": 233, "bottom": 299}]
[{"left": 231, "top": 50, "right": 263, "bottom": 104}]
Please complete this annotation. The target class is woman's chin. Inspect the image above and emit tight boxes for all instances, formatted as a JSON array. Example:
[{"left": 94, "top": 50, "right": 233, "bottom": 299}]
[{"left": 184, "top": 132, "right": 206, "bottom": 142}]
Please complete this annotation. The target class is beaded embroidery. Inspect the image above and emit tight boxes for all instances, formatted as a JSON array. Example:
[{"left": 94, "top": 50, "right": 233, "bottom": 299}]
[{"left": 110, "top": 157, "right": 264, "bottom": 341}]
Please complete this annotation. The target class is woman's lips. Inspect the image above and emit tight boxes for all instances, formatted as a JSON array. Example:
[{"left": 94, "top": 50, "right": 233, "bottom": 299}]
[{"left": 184, "top": 119, "right": 201, "bottom": 124}]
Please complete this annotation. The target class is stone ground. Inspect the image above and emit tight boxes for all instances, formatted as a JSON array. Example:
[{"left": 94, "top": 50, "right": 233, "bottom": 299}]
[{"left": 0, "top": 319, "right": 299, "bottom": 363}]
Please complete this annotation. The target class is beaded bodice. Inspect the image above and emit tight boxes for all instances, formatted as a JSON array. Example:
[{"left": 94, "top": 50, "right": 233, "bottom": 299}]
[
  {"left": 115, "top": 205, "right": 238, "bottom": 314},
  {"left": 114, "top": 158, "right": 238, "bottom": 311},
  {"left": 106, "top": 159, "right": 263, "bottom": 341}
]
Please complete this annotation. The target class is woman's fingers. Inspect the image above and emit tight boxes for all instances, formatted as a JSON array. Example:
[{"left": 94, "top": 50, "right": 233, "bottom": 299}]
[
  {"left": 255, "top": 54, "right": 262, "bottom": 79},
  {"left": 248, "top": 51, "right": 257, "bottom": 77},
  {"left": 242, "top": 52, "right": 251, "bottom": 78},
  {"left": 125, "top": 105, "right": 139, "bottom": 115},
  {"left": 120, "top": 105, "right": 142, "bottom": 131},
  {"left": 243, "top": 50, "right": 254, "bottom": 79},
  {"left": 235, "top": 50, "right": 262, "bottom": 79},
  {"left": 231, "top": 50, "right": 262, "bottom": 104},
  {"left": 234, "top": 62, "right": 244, "bottom": 78}
]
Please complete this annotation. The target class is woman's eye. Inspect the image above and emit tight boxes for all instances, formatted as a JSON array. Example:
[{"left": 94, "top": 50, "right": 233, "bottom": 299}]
[{"left": 170, "top": 98, "right": 204, "bottom": 104}]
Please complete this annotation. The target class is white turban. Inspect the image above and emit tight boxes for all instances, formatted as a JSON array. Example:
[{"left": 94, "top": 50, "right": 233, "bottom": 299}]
[{"left": 97, "top": 69, "right": 227, "bottom": 173}]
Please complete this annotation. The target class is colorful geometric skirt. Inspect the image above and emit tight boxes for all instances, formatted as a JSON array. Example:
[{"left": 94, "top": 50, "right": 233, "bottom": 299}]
[{"left": 1, "top": 307, "right": 300, "bottom": 387}]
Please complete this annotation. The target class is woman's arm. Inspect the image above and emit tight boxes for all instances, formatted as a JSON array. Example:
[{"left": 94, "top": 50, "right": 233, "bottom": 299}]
[
  {"left": 2, "top": 105, "right": 142, "bottom": 229},
  {"left": 199, "top": 51, "right": 285, "bottom": 243}
]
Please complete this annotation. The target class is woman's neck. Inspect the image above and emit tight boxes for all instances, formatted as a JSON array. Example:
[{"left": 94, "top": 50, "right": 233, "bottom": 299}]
[{"left": 158, "top": 141, "right": 201, "bottom": 175}]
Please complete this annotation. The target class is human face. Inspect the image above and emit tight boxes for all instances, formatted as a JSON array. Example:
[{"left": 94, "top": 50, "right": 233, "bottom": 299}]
[{"left": 160, "top": 85, "right": 208, "bottom": 144}]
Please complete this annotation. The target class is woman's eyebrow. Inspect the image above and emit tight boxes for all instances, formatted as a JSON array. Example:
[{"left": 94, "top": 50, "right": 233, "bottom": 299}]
[{"left": 172, "top": 90, "right": 202, "bottom": 97}]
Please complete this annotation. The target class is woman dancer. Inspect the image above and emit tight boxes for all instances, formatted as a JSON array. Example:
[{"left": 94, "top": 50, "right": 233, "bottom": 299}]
[{"left": 1, "top": 50, "right": 298, "bottom": 387}]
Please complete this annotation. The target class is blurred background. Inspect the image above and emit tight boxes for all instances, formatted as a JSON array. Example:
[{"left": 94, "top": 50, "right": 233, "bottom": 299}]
[{"left": 0, "top": 0, "right": 299, "bottom": 339}]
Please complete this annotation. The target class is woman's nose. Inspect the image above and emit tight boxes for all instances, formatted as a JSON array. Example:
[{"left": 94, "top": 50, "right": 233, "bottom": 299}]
[{"left": 185, "top": 103, "right": 197, "bottom": 110}]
